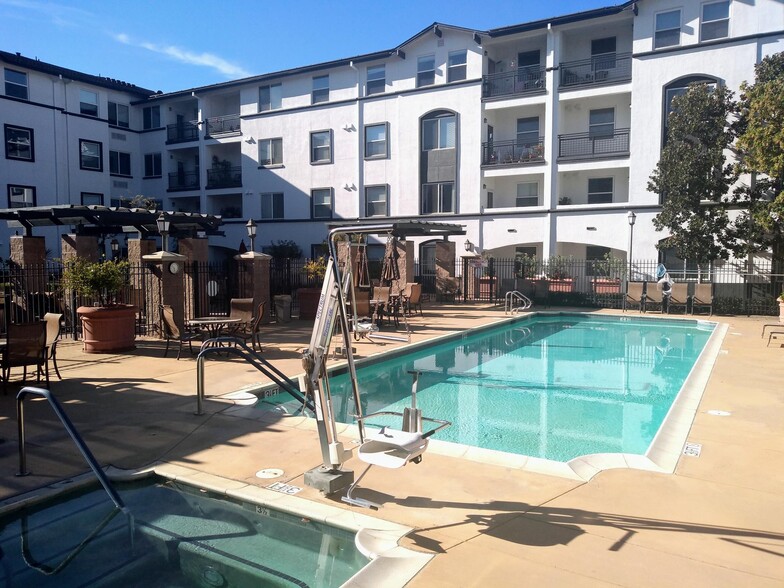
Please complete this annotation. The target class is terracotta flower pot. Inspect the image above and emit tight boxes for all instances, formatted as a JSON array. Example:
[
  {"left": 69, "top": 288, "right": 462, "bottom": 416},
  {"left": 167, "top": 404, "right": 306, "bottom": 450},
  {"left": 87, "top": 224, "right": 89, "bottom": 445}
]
[
  {"left": 297, "top": 288, "right": 322, "bottom": 320},
  {"left": 77, "top": 304, "right": 136, "bottom": 353}
]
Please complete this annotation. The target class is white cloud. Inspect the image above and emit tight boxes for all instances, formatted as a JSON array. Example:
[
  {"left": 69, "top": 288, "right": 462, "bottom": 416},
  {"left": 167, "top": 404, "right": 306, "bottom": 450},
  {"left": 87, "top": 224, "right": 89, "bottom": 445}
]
[{"left": 0, "top": 0, "right": 93, "bottom": 28}]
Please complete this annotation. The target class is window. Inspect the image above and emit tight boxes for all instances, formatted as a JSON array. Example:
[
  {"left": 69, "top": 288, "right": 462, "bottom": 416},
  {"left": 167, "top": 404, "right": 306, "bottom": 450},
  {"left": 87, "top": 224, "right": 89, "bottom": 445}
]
[
  {"left": 447, "top": 50, "right": 467, "bottom": 83},
  {"left": 591, "top": 37, "right": 617, "bottom": 71},
  {"left": 108, "top": 102, "right": 129, "bottom": 128},
  {"left": 259, "top": 83, "right": 282, "bottom": 111},
  {"left": 655, "top": 10, "right": 681, "bottom": 49},
  {"left": 109, "top": 150, "right": 131, "bottom": 176},
  {"left": 144, "top": 153, "right": 162, "bottom": 177},
  {"left": 312, "top": 75, "right": 329, "bottom": 104},
  {"left": 143, "top": 106, "right": 161, "bottom": 129},
  {"left": 5, "top": 125, "right": 33, "bottom": 161},
  {"left": 311, "top": 188, "right": 333, "bottom": 219},
  {"left": 79, "top": 90, "right": 98, "bottom": 116},
  {"left": 260, "top": 192, "right": 284, "bottom": 219},
  {"left": 421, "top": 182, "right": 454, "bottom": 214},
  {"left": 589, "top": 108, "right": 615, "bottom": 138},
  {"left": 365, "top": 185, "right": 388, "bottom": 217},
  {"left": 364, "top": 123, "right": 388, "bottom": 158},
  {"left": 516, "top": 117, "right": 539, "bottom": 147},
  {"left": 588, "top": 177, "right": 613, "bottom": 204},
  {"left": 4, "top": 68, "right": 28, "bottom": 99},
  {"left": 422, "top": 114, "right": 456, "bottom": 150},
  {"left": 81, "top": 192, "right": 103, "bottom": 206},
  {"left": 310, "top": 130, "right": 332, "bottom": 164},
  {"left": 367, "top": 65, "right": 385, "bottom": 95},
  {"left": 8, "top": 185, "right": 35, "bottom": 208},
  {"left": 516, "top": 182, "right": 538, "bottom": 207},
  {"left": 701, "top": 1, "right": 730, "bottom": 41},
  {"left": 79, "top": 139, "right": 102, "bottom": 171},
  {"left": 663, "top": 76, "right": 719, "bottom": 145},
  {"left": 417, "top": 55, "right": 435, "bottom": 87},
  {"left": 259, "top": 138, "right": 283, "bottom": 166}
]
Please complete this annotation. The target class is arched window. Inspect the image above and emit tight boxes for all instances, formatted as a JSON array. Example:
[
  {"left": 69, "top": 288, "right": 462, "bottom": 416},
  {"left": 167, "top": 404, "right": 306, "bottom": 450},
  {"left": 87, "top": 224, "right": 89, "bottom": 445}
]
[
  {"left": 420, "top": 110, "right": 458, "bottom": 214},
  {"left": 661, "top": 75, "right": 719, "bottom": 145}
]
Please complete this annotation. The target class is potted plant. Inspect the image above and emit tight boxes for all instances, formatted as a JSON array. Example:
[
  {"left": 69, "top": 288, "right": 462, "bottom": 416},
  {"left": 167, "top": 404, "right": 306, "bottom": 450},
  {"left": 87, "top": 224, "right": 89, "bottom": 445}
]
[
  {"left": 546, "top": 255, "right": 575, "bottom": 292},
  {"left": 593, "top": 253, "right": 624, "bottom": 294},
  {"left": 298, "top": 258, "right": 327, "bottom": 320},
  {"left": 61, "top": 258, "right": 136, "bottom": 353}
]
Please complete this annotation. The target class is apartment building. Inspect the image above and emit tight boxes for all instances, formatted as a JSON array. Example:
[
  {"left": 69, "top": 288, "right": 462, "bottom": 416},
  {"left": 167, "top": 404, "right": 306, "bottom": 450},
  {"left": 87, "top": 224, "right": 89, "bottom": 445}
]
[{"left": 2, "top": 0, "right": 782, "bottom": 268}]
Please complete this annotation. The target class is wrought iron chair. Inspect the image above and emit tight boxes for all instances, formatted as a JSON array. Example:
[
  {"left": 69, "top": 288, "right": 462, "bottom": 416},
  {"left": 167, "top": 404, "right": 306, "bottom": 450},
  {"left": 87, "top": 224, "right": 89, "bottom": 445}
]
[
  {"left": 42, "top": 313, "right": 64, "bottom": 379},
  {"left": 231, "top": 301, "right": 267, "bottom": 352},
  {"left": 160, "top": 305, "right": 203, "bottom": 360},
  {"left": 2, "top": 321, "right": 47, "bottom": 394}
]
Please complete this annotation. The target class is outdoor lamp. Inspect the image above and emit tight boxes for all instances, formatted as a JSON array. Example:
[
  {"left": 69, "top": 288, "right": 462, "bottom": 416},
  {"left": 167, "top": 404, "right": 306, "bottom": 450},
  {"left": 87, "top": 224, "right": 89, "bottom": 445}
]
[
  {"left": 157, "top": 213, "right": 170, "bottom": 252},
  {"left": 627, "top": 211, "right": 636, "bottom": 226},
  {"left": 246, "top": 218, "right": 257, "bottom": 252},
  {"left": 464, "top": 239, "right": 472, "bottom": 252},
  {"left": 110, "top": 238, "right": 119, "bottom": 259}
]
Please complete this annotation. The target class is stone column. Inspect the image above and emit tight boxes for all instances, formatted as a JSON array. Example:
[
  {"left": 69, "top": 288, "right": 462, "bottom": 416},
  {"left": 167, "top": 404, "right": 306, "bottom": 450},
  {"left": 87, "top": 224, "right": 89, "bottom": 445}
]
[
  {"left": 9, "top": 236, "right": 48, "bottom": 321},
  {"left": 234, "top": 252, "right": 272, "bottom": 322},
  {"left": 435, "top": 240, "right": 456, "bottom": 297},
  {"left": 395, "top": 240, "right": 415, "bottom": 289},
  {"left": 127, "top": 238, "right": 156, "bottom": 267},
  {"left": 142, "top": 251, "right": 187, "bottom": 333},
  {"left": 179, "top": 237, "right": 209, "bottom": 318}
]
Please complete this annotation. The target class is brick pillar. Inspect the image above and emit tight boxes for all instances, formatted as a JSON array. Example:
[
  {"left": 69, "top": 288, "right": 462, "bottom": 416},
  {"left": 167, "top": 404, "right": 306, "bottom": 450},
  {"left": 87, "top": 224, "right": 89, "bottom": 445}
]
[
  {"left": 9, "top": 236, "right": 48, "bottom": 318},
  {"left": 60, "top": 234, "right": 98, "bottom": 263},
  {"left": 396, "top": 240, "right": 415, "bottom": 288},
  {"left": 435, "top": 240, "right": 456, "bottom": 295},
  {"left": 235, "top": 252, "right": 272, "bottom": 322},
  {"left": 179, "top": 238, "right": 209, "bottom": 318},
  {"left": 142, "top": 251, "right": 187, "bottom": 333},
  {"left": 127, "top": 238, "right": 156, "bottom": 266}
]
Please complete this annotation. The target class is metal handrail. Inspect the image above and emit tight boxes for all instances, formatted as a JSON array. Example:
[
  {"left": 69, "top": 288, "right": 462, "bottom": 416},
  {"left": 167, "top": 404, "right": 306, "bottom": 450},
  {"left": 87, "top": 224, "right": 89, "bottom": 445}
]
[
  {"left": 16, "top": 387, "right": 126, "bottom": 512},
  {"left": 505, "top": 290, "right": 533, "bottom": 314}
]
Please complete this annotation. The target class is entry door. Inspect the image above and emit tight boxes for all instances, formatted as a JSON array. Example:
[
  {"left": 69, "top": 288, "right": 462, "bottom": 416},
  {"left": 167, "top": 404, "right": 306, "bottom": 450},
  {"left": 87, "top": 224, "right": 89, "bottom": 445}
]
[{"left": 420, "top": 243, "right": 437, "bottom": 294}]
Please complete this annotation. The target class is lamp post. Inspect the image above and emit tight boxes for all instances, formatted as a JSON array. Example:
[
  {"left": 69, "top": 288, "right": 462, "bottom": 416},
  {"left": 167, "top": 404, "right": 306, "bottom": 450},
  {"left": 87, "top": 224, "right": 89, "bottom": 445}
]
[
  {"left": 110, "top": 238, "right": 119, "bottom": 260},
  {"left": 627, "top": 211, "right": 636, "bottom": 289},
  {"left": 246, "top": 218, "right": 257, "bottom": 253},
  {"left": 157, "top": 213, "right": 170, "bottom": 253},
  {"left": 464, "top": 239, "right": 472, "bottom": 252}
]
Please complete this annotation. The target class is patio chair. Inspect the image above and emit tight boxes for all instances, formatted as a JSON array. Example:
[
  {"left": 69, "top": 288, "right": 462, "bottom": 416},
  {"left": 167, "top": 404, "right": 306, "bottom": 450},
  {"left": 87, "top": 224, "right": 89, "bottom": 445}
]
[
  {"left": 667, "top": 283, "right": 688, "bottom": 314},
  {"left": 42, "top": 312, "right": 63, "bottom": 380},
  {"left": 231, "top": 301, "right": 266, "bottom": 352},
  {"left": 160, "top": 305, "right": 203, "bottom": 360},
  {"left": 691, "top": 284, "right": 713, "bottom": 316},
  {"left": 623, "top": 282, "right": 645, "bottom": 312},
  {"left": 644, "top": 283, "right": 666, "bottom": 313},
  {"left": 2, "top": 321, "right": 47, "bottom": 394},
  {"left": 371, "top": 286, "right": 394, "bottom": 326},
  {"left": 401, "top": 283, "right": 423, "bottom": 316}
]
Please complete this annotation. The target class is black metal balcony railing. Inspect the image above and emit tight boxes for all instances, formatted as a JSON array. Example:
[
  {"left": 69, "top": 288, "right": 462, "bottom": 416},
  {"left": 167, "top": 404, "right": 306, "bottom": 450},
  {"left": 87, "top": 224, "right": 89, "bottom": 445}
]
[
  {"left": 482, "top": 137, "right": 545, "bottom": 166},
  {"left": 205, "top": 114, "right": 241, "bottom": 137},
  {"left": 482, "top": 67, "right": 546, "bottom": 99},
  {"left": 168, "top": 171, "right": 199, "bottom": 191},
  {"left": 559, "top": 52, "right": 632, "bottom": 89},
  {"left": 558, "top": 128, "right": 630, "bottom": 160},
  {"left": 206, "top": 166, "right": 242, "bottom": 189},
  {"left": 166, "top": 121, "right": 200, "bottom": 144}
]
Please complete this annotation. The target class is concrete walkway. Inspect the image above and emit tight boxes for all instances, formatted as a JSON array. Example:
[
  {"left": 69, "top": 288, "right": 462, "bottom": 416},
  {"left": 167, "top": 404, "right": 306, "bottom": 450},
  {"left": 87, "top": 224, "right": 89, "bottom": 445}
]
[{"left": 0, "top": 305, "right": 781, "bottom": 586}]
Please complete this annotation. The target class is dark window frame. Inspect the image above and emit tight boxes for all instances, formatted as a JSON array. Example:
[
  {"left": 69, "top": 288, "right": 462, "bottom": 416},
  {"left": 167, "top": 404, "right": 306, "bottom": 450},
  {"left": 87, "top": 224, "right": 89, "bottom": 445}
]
[
  {"left": 143, "top": 152, "right": 162, "bottom": 178},
  {"left": 259, "top": 137, "right": 283, "bottom": 166},
  {"left": 420, "top": 182, "right": 455, "bottom": 215},
  {"left": 311, "top": 187, "right": 334, "bottom": 219},
  {"left": 364, "top": 122, "right": 389, "bottom": 159},
  {"left": 417, "top": 54, "right": 436, "bottom": 87},
  {"left": 79, "top": 89, "right": 99, "bottom": 117},
  {"left": 310, "top": 129, "right": 333, "bottom": 164},
  {"left": 260, "top": 192, "right": 285, "bottom": 219},
  {"left": 8, "top": 184, "right": 36, "bottom": 208},
  {"left": 259, "top": 83, "right": 282, "bottom": 112},
  {"left": 80, "top": 192, "right": 103, "bottom": 206},
  {"left": 4, "top": 68, "right": 28, "bottom": 100},
  {"left": 587, "top": 177, "right": 614, "bottom": 204},
  {"left": 701, "top": 0, "right": 730, "bottom": 41},
  {"left": 143, "top": 105, "right": 161, "bottom": 129},
  {"left": 5, "top": 124, "right": 34, "bottom": 162},
  {"left": 447, "top": 50, "right": 467, "bottom": 83},
  {"left": 367, "top": 65, "right": 385, "bottom": 95},
  {"left": 79, "top": 139, "right": 103, "bottom": 171},
  {"left": 654, "top": 9, "right": 681, "bottom": 49},
  {"left": 365, "top": 184, "right": 389, "bottom": 217},
  {"left": 312, "top": 75, "right": 329, "bottom": 104},
  {"left": 109, "top": 150, "right": 132, "bottom": 177},
  {"left": 108, "top": 101, "right": 130, "bottom": 128}
]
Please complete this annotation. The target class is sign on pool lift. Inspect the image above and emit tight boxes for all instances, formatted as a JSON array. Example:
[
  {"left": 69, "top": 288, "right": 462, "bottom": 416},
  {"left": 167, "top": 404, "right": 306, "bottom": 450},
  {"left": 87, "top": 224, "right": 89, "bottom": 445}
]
[{"left": 301, "top": 222, "right": 461, "bottom": 508}]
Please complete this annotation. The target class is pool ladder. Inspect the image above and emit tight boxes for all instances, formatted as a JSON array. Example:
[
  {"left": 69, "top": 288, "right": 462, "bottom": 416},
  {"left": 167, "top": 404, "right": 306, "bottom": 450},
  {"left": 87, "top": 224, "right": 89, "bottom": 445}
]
[{"left": 505, "top": 291, "right": 533, "bottom": 314}]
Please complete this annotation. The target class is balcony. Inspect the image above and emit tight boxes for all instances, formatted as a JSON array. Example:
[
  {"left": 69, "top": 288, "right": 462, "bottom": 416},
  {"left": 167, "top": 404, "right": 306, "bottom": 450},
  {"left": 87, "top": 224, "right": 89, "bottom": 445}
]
[
  {"left": 168, "top": 171, "right": 199, "bottom": 192},
  {"left": 206, "top": 165, "right": 242, "bottom": 189},
  {"left": 205, "top": 114, "right": 241, "bottom": 138},
  {"left": 559, "top": 53, "right": 632, "bottom": 90},
  {"left": 482, "top": 138, "right": 545, "bottom": 166},
  {"left": 558, "top": 129, "right": 629, "bottom": 161},
  {"left": 482, "top": 68, "right": 546, "bottom": 100},
  {"left": 166, "top": 122, "right": 200, "bottom": 144}
]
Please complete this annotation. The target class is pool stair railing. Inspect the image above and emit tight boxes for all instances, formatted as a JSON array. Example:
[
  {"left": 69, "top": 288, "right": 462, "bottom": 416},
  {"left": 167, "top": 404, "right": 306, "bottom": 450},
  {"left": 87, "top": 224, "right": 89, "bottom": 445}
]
[{"left": 505, "top": 290, "right": 533, "bottom": 314}]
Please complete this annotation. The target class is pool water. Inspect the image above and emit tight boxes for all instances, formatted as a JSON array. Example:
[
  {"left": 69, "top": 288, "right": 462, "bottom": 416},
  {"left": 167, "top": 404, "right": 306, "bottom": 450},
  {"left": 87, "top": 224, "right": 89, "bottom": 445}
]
[
  {"left": 278, "top": 314, "right": 714, "bottom": 462},
  {"left": 0, "top": 478, "right": 366, "bottom": 587}
]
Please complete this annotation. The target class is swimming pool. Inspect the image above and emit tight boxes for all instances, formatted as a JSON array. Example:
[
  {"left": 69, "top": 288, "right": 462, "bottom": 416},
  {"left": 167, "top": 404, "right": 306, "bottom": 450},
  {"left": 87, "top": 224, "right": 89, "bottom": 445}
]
[{"left": 273, "top": 313, "right": 719, "bottom": 465}]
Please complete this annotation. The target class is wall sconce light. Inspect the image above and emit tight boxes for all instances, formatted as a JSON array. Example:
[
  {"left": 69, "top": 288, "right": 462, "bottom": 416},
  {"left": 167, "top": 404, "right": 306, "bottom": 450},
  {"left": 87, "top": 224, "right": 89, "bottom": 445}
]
[
  {"left": 342, "top": 123, "right": 355, "bottom": 132},
  {"left": 245, "top": 137, "right": 256, "bottom": 144},
  {"left": 507, "top": 228, "right": 517, "bottom": 233},
  {"left": 246, "top": 218, "right": 257, "bottom": 252},
  {"left": 586, "top": 226, "right": 597, "bottom": 231},
  {"left": 464, "top": 239, "right": 473, "bottom": 252},
  {"left": 110, "top": 238, "right": 119, "bottom": 259}
]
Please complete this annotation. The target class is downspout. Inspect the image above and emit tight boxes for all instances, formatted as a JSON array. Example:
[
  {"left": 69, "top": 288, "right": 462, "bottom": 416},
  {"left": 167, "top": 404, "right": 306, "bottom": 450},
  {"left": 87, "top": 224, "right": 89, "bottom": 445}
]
[{"left": 349, "top": 61, "right": 362, "bottom": 219}]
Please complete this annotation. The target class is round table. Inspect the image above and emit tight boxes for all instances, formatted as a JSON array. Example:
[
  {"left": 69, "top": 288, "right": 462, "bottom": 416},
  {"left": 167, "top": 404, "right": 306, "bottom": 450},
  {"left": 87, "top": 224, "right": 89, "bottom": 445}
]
[{"left": 187, "top": 317, "right": 243, "bottom": 339}]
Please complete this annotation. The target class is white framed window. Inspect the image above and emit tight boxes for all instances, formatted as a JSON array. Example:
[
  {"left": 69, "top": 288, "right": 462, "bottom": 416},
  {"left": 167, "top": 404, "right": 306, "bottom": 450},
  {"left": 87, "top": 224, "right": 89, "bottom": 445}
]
[
  {"left": 367, "top": 65, "right": 385, "bottom": 95},
  {"left": 259, "top": 138, "right": 283, "bottom": 166},
  {"left": 4, "top": 68, "right": 28, "bottom": 99},
  {"left": 588, "top": 177, "right": 613, "bottom": 204},
  {"left": 8, "top": 185, "right": 35, "bottom": 208},
  {"left": 260, "top": 192, "right": 284, "bottom": 219},
  {"left": 109, "top": 150, "right": 131, "bottom": 176},
  {"left": 311, "top": 188, "right": 333, "bottom": 219},
  {"left": 143, "top": 106, "right": 160, "bottom": 129},
  {"left": 365, "top": 185, "right": 388, "bottom": 217},
  {"left": 417, "top": 55, "right": 436, "bottom": 87},
  {"left": 701, "top": 1, "right": 730, "bottom": 41},
  {"left": 516, "top": 182, "right": 538, "bottom": 207},
  {"left": 144, "top": 153, "right": 162, "bottom": 177},
  {"left": 5, "top": 125, "right": 33, "bottom": 161},
  {"left": 655, "top": 10, "right": 681, "bottom": 49},
  {"left": 421, "top": 182, "right": 454, "bottom": 214},
  {"left": 310, "top": 130, "right": 332, "bottom": 164},
  {"left": 589, "top": 108, "right": 615, "bottom": 138},
  {"left": 364, "top": 123, "right": 388, "bottom": 159},
  {"left": 108, "top": 102, "right": 129, "bottom": 128},
  {"left": 259, "top": 83, "right": 282, "bottom": 111},
  {"left": 81, "top": 192, "right": 103, "bottom": 206},
  {"left": 79, "top": 139, "right": 102, "bottom": 171},
  {"left": 516, "top": 117, "right": 539, "bottom": 146},
  {"left": 447, "top": 50, "right": 467, "bottom": 83},
  {"left": 312, "top": 75, "right": 329, "bottom": 104},
  {"left": 422, "top": 114, "right": 456, "bottom": 150},
  {"left": 80, "top": 89, "right": 98, "bottom": 116}
]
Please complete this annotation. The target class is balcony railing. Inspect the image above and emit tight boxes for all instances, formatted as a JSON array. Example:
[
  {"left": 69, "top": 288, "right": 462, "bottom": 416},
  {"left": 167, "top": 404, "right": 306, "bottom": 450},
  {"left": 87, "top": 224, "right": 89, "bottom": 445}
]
[
  {"left": 559, "top": 52, "right": 632, "bottom": 89},
  {"left": 558, "top": 129, "right": 629, "bottom": 160},
  {"left": 205, "top": 114, "right": 241, "bottom": 137},
  {"left": 166, "top": 121, "right": 200, "bottom": 144},
  {"left": 482, "top": 138, "right": 545, "bottom": 166},
  {"left": 206, "top": 166, "right": 242, "bottom": 189},
  {"left": 482, "top": 67, "right": 546, "bottom": 99},
  {"left": 168, "top": 171, "right": 199, "bottom": 191}
]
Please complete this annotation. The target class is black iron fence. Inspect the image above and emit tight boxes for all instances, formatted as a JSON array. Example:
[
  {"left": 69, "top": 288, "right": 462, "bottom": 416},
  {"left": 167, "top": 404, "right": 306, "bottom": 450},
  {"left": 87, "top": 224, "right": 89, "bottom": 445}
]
[
  {"left": 166, "top": 122, "right": 199, "bottom": 144},
  {"left": 168, "top": 171, "right": 199, "bottom": 191},
  {"left": 559, "top": 52, "right": 633, "bottom": 89},
  {"left": 482, "top": 67, "right": 546, "bottom": 99},
  {"left": 482, "top": 138, "right": 545, "bottom": 166},
  {"left": 558, "top": 128, "right": 630, "bottom": 160},
  {"left": 205, "top": 114, "right": 241, "bottom": 137}
]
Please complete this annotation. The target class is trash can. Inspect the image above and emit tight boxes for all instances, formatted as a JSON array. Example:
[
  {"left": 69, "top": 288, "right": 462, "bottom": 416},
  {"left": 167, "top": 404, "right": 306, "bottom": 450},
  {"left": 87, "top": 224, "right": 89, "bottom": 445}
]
[{"left": 274, "top": 295, "right": 292, "bottom": 323}]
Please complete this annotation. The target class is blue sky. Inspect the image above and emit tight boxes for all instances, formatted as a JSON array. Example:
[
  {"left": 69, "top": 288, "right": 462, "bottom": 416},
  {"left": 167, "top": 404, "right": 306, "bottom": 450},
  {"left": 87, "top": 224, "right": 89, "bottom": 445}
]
[{"left": 1, "top": 0, "right": 620, "bottom": 93}]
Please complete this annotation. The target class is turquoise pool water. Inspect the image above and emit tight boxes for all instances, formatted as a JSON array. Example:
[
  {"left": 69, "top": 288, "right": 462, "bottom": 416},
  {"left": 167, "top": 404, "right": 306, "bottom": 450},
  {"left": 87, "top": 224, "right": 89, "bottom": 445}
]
[
  {"left": 0, "top": 477, "right": 366, "bottom": 587},
  {"left": 285, "top": 314, "right": 714, "bottom": 462}
]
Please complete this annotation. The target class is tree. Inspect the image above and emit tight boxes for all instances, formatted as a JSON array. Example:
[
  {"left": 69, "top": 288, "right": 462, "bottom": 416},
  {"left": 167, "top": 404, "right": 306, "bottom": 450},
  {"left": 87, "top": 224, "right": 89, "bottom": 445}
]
[{"left": 648, "top": 83, "right": 737, "bottom": 265}]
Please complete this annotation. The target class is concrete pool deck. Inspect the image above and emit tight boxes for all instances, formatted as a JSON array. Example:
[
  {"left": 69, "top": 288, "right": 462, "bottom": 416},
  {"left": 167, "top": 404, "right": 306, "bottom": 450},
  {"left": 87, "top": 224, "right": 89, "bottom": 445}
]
[{"left": 0, "top": 305, "right": 782, "bottom": 586}]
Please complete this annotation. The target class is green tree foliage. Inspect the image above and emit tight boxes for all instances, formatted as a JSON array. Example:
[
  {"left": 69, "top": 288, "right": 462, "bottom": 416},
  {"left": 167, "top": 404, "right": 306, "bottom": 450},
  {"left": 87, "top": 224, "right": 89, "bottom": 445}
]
[
  {"left": 266, "top": 239, "right": 302, "bottom": 259},
  {"left": 648, "top": 83, "right": 737, "bottom": 263},
  {"left": 61, "top": 258, "right": 130, "bottom": 306}
]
